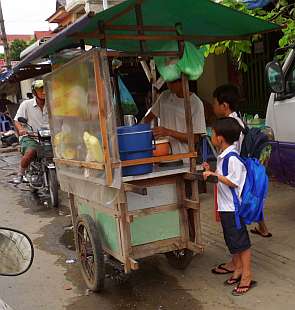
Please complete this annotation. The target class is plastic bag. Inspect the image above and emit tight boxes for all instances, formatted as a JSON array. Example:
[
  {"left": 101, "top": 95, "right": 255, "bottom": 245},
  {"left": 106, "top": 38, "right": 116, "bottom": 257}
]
[
  {"left": 154, "top": 42, "right": 206, "bottom": 82},
  {"left": 118, "top": 76, "right": 138, "bottom": 115},
  {"left": 178, "top": 43, "right": 206, "bottom": 81},
  {"left": 154, "top": 54, "right": 181, "bottom": 82}
]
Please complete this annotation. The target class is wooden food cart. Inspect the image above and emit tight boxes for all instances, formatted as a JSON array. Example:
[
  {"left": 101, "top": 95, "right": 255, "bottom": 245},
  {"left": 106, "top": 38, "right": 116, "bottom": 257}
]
[
  {"left": 39, "top": 0, "right": 280, "bottom": 292},
  {"left": 45, "top": 47, "right": 205, "bottom": 292}
]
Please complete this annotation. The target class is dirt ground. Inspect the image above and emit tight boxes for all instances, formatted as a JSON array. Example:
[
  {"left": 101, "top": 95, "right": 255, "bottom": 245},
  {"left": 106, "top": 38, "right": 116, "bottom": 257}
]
[{"left": 0, "top": 151, "right": 295, "bottom": 310}]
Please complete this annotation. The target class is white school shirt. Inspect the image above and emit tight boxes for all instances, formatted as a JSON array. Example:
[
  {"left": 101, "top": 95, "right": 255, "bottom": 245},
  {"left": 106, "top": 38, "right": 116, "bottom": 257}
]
[
  {"left": 14, "top": 98, "right": 49, "bottom": 132},
  {"left": 229, "top": 112, "right": 244, "bottom": 153},
  {"left": 151, "top": 90, "right": 206, "bottom": 155},
  {"left": 216, "top": 145, "right": 247, "bottom": 212}
]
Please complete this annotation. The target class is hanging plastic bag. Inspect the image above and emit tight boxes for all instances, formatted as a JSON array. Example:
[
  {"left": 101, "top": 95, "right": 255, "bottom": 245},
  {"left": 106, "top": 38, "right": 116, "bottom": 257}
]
[
  {"left": 154, "top": 42, "right": 206, "bottom": 82},
  {"left": 118, "top": 76, "right": 138, "bottom": 115},
  {"left": 178, "top": 43, "right": 206, "bottom": 81},
  {"left": 154, "top": 54, "right": 182, "bottom": 82}
]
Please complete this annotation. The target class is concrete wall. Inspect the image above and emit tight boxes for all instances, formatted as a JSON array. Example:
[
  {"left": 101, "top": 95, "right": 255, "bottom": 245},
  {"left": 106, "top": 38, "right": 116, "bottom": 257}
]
[{"left": 198, "top": 54, "right": 229, "bottom": 103}]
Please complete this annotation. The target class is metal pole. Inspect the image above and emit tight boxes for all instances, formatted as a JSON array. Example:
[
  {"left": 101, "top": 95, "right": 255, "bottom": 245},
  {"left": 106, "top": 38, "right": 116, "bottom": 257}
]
[
  {"left": 0, "top": 0, "right": 11, "bottom": 69},
  {"left": 103, "top": 0, "right": 108, "bottom": 10}
]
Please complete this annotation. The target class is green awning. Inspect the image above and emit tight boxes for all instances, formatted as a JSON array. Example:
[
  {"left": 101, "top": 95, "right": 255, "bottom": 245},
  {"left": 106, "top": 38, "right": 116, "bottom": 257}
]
[{"left": 15, "top": 0, "right": 280, "bottom": 70}]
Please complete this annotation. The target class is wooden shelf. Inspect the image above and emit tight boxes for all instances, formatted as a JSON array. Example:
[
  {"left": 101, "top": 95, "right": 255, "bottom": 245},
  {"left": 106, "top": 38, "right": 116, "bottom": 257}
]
[{"left": 114, "top": 152, "right": 197, "bottom": 168}]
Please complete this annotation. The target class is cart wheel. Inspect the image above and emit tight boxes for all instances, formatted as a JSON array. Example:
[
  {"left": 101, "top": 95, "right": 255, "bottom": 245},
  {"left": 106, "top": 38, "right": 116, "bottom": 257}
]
[
  {"left": 165, "top": 249, "right": 194, "bottom": 270},
  {"left": 75, "top": 214, "right": 105, "bottom": 292}
]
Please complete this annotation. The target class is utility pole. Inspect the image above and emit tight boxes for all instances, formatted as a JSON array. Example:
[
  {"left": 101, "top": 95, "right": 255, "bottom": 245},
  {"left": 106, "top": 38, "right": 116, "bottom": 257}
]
[{"left": 0, "top": 0, "right": 11, "bottom": 70}]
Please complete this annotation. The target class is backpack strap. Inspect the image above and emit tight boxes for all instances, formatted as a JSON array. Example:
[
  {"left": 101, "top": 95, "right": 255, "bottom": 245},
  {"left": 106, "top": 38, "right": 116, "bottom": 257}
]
[{"left": 222, "top": 152, "right": 243, "bottom": 230}]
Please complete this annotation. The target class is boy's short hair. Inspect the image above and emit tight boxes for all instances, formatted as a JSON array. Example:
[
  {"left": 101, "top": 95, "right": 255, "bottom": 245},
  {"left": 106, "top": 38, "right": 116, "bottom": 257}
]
[
  {"left": 212, "top": 117, "right": 242, "bottom": 145},
  {"left": 213, "top": 84, "right": 241, "bottom": 112}
]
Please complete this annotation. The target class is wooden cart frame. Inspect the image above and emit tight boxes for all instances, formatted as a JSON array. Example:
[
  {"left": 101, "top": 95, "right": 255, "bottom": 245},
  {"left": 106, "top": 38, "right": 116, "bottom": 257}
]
[{"left": 48, "top": 4, "right": 213, "bottom": 291}]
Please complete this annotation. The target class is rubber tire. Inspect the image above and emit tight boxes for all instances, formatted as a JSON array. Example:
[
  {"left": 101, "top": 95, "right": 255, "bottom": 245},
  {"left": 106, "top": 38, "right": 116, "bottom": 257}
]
[
  {"left": 75, "top": 214, "right": 105, "bottom": 292},
  {"left": 47, "top": 169, "right": 59, "bottom": 208},
  {"left": 165, "top": 249, "right": 194, "bottom": 270}
]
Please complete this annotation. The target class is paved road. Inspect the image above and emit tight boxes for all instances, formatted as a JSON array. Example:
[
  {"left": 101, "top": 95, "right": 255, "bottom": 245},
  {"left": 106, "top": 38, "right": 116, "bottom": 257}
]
[{"left": 0, "top": 151, "right": 295, "bottom": 309}]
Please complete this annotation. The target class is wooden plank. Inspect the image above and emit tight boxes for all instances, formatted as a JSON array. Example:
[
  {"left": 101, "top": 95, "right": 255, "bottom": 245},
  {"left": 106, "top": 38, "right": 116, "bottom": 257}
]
[
  {"left": 114, "top": 152, "right": 197, "bottom": 168},
  {"left": 104, "top": 1, "right": 143, "bottom": 25},
  {"left": 132, "top": 237, "right": 184, "bottom": 259},
  {"left": 129, "top": 258, "right": 140, "bottom": 271},
  {"left": 176, "top": 176, "right": 189, "bottom": 244},
  {"left": 105, "top": 24, "right": 176, "bottom": 32},
  {"left": 54, "top": 158, "right": 105, "bottom": 170},
  {"left": 187, "top": 241, "right": 204, "bottom": 254},
  {"left": 128, "top": 203, "right": 178, "bottom": 218},
  {"left": 135, "top": 3, "right": 145, "bottom": 52},
  {"left": 93, "top": 52, "right": 113, "bottom": 185},
  {"left": 103, "top": 246, "right": 125, "bottom": 263},
  {"left": 68, "top": 193, "right": 78, "bottom": 229},
  {"left": 184, "top": 198, "right": 200, "bottom": 210},
  {"left": 123, "top": 183, "right": 147, "bottom": 196},
  {"left": 128, "top": 175, "right": 178, "bottom": 187},
  {"left": 71, "top": 32, "right": 247, "bottom": 43},
  {"left": 117, "top": 190, "right": 132, "bottom": 273},
  {"left": 181, "top": 74, "right": 196, "bottom": 171},
  {"left": 106, "top": 50, "right": 180, "bottom": 57}
]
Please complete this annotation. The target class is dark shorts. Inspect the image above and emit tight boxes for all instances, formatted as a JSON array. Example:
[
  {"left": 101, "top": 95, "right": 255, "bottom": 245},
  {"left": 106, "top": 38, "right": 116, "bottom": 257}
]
[
  {"left": 220, "top": 212, "right": 251, "bottom": 255},
  {"left": 20, "top": 136, "right": 39, "bottom": 155}
]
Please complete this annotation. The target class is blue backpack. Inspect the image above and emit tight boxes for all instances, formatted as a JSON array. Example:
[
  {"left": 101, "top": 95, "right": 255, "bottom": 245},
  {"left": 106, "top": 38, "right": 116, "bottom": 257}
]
[{"left": 222, "top": 152, "right": 268, "bottom": 229}]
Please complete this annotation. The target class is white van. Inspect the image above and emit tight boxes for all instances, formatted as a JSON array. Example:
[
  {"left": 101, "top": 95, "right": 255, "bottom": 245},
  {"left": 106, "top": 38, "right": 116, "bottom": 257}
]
[{"left": 265, "top": 46, "right": 295, "bottom": 185}]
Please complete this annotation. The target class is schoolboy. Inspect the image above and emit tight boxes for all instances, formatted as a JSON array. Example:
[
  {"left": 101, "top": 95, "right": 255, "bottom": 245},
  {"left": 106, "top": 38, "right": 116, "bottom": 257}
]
[
  {"left": 203, "top": 118, "right": 256, "bottom": 295},
  {"left": 211, "top": 85, "right": 271, "bottom": 276}
]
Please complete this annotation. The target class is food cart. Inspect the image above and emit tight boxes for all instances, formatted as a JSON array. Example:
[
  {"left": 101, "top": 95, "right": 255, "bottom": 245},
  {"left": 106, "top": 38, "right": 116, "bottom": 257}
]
[
  {"left": 45, "top": 47, "right": 206, "bottom": 291},
  {"left": 35, "top": 0, "right": 280, "bottom": 292}
]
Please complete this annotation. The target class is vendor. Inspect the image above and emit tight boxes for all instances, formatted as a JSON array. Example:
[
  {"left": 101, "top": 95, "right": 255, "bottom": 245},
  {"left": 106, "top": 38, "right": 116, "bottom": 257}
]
[{"left": 144, "top": 79, "right": 206, "bottom": 155}]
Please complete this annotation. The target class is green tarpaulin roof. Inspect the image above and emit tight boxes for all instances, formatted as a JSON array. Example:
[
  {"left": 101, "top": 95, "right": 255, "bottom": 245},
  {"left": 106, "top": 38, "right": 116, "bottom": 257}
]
[{"left": 15, "top": 0, "right": 280, "bottom": 70}]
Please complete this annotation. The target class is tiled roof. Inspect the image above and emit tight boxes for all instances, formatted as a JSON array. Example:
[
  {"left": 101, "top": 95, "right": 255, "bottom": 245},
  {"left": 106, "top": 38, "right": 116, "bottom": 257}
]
[{"left": 34, "top": 31, "right": 53, "bottom": 40}]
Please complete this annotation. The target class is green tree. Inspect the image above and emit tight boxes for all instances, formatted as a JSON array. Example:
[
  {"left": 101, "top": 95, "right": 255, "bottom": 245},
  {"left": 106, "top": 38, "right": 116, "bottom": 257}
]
[
  {"left": 206, "top": 0, "right": 295, "bottom": 71},
  {"left": 9, "top": 39, "right": 35, "bottom": 61}
]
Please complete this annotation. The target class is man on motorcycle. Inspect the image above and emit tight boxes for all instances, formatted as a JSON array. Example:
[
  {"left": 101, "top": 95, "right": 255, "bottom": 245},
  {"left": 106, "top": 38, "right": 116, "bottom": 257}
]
[{"left": 13, "top": 80, "right": 49, "bottom": 184}]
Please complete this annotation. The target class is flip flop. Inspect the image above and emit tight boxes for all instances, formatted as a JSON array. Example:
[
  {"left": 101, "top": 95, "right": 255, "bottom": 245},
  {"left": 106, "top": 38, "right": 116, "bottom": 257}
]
[
  {"left": 224, "top": 276, "right": 241, "bottom": 286},
  {"left": 211, "top": 263, "right": 234, "bottom": 275},
  {"left": 232, "top": 281, "right": 257, "bottom": 296},
  {"left": 250, "top": 227, "right": 272, "bottom": 238}
]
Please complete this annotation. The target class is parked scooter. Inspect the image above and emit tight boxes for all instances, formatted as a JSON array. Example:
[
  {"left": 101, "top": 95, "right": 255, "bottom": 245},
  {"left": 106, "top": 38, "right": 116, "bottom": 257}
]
[
  {"left": 17, "top": 117, "right": 59, "bottom": 208},
  {"left": 0, "top": 227, "right": 34, "bottom": 310}
]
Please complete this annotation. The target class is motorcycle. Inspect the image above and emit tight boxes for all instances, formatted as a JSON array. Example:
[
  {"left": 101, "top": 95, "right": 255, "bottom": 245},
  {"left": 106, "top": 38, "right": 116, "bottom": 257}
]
[
  {"left": 0, "top": 227, "right": 34, "bottom": 310},
  {"left": 17, "top": 117, "right": 59, "bottom": 208}
]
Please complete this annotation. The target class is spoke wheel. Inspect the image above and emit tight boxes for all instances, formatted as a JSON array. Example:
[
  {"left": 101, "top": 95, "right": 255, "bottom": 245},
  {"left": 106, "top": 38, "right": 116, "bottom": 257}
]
[
  {"left": 75, "top": 215, "right": 105, "bottom": 292},
  {"left": 165, "top": 249, "right": 194, "bottom": 270}
]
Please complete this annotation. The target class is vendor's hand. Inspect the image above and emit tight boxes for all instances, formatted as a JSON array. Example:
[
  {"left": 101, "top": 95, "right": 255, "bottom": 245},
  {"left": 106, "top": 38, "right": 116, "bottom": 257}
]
[
  {"left": 203, "top": 171, "right": 216, "bottom": 181},
  {"left": 202, "top": 162, "right": 210, "bottom": 172},
  {"left": 153, "top": 127, "right": 170, "bottom": 138}
]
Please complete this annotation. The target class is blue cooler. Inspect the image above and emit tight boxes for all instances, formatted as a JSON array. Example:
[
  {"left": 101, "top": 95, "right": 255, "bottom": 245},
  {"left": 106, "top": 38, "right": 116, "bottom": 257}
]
[{"left": 117, "top": 124, "right": 154, "bottom": 176}]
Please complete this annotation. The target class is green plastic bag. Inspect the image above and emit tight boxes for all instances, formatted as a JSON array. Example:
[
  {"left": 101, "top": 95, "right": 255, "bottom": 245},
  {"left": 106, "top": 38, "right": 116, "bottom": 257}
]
[
  {"left": 178, "top": 43, "right": 206, "bottom": 80},
  {"left": 154, "top": 53, "right": 181, "bottom": 82},
  {"left": 154, "top": 42, "right": 206, "bottom": 82}
]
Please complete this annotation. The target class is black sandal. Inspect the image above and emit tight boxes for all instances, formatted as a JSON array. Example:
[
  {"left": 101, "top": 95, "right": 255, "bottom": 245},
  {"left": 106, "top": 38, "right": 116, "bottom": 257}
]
[
  {"left": 211, "top": 263, "right": 234, "bottom": 275},
  {"left": 250, "top": 227, "right": 272, "bottom": 238}
]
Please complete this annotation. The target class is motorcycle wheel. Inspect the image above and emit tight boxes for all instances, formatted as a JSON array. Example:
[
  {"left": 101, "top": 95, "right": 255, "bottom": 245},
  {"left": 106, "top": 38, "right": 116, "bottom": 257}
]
[{"left": 47, "top": 169, "right": 59, "bottom": 208}]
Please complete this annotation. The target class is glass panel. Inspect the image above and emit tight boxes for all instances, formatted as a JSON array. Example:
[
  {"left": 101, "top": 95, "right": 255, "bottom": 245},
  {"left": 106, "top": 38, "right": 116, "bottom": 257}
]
[{"left": 45, "top": 49, "right": 121, "bottom": 196}]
